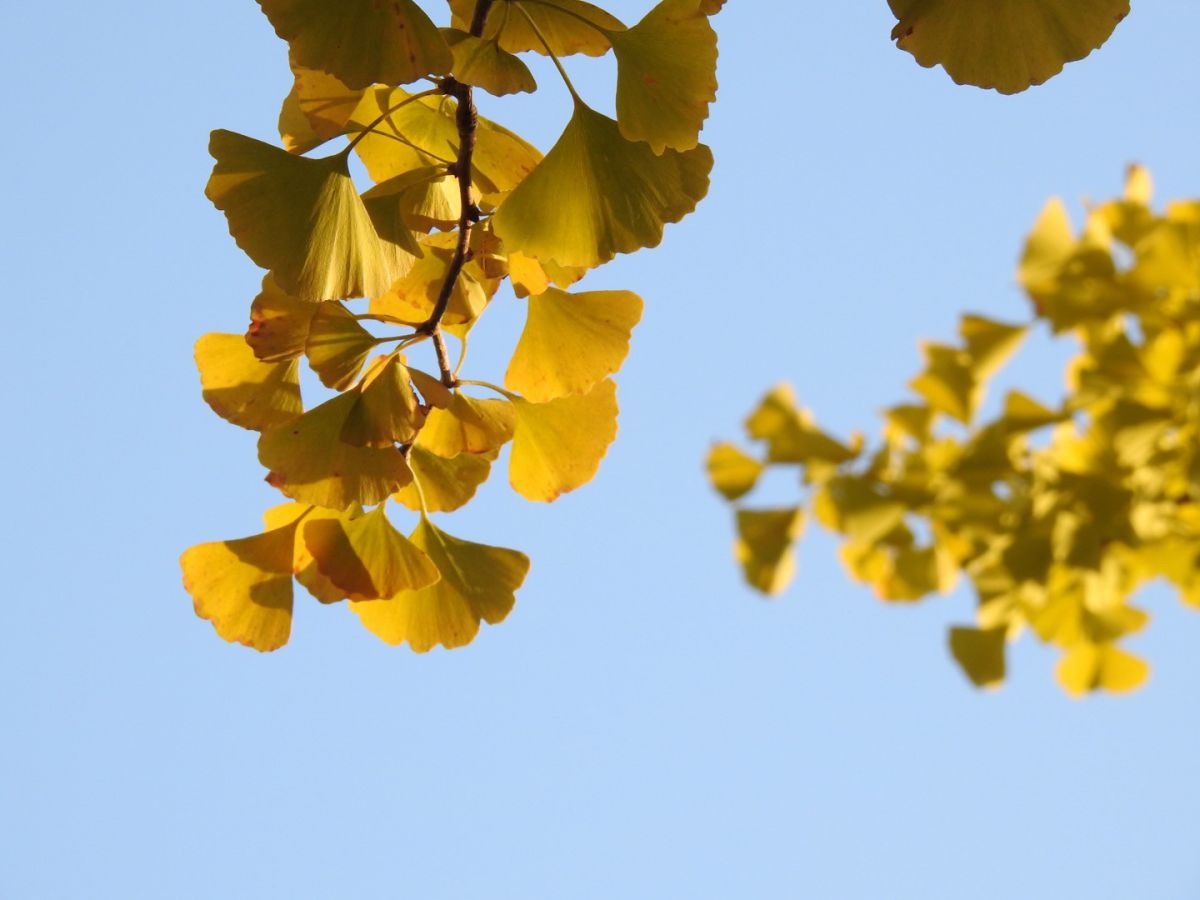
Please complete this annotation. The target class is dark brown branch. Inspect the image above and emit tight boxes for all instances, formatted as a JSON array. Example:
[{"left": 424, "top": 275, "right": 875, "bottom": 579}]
[{"left": 419, "top": 0, "right": 495, "bottom": 387}]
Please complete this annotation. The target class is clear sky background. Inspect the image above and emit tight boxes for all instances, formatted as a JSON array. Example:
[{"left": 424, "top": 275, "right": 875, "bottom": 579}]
[{"left": 4, "top": 2, "right": 1199, "bottom": 897}]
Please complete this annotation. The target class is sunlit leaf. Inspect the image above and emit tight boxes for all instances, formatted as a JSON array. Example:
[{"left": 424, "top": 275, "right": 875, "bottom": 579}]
[
  {"left": 745, "top": 384, "right": 857, "bottom": 465},
  {"left": 205, "top": 130, "right": 419, "bottom": 301},
  {"left": 340, "top": 356, "right": 425, "bottom": 447},
  {"left": 278, "top": 63, "right": 365, "bottom": 154},
  {"left": 888, "top": 0, "right": 1130, "bottom": 94},
  {"left": 259, "top": 391, "right": 413, "bottom": 509},
  {"left": 505, "top": 288, "right": 643, "bottom": 402},
  {"left": 418, "top": 391, "right": 515, "bottom": 457},
  {"left": 395, "top": 445, "right": 495, "bottom": 513},
  {"left": 509, "top": 379, "right": 619, "bottom": 502},
  {"left": 257, "top": 0, "right": 451, "bottom": 90},
  {"left": 246, "top": 275, "right": 319, "bottom": 362},
  {"left": 1056, "top": 642, "right": 1149, "bottom": 696},
  {"left": 735, "top": 508, "right": 804, "bottom": 596},
  {"left": 371, "top": 244, "right": 488, "bottom": 326},
  {"left": 304, "top": 505, "right": 440, "bottom": 600},
  {"left": 948, "top": 626, "right": 1007, "bottom": 688},
  {"left": 264, "top": 502, "right": 345, "bottom": 604},
  {"left": 195, "top": 333, "right": 301, "bottom": 431},
  {"left": 180, "top": 521, "right": 298, "bottom": 652},
  {"left": 491, "top": 101, "right": 712, "bottom": 267},
  {"left": 444, "top": 29, "right": 537, "bottom": 96},
  {"left": 450, "top": 0, "right": 625, "bottom": 57},
  {"left": 305, "top": 302, "right": 377, "bottom": 390},
  {"left": 353, "top": 517, "right": 529, "bottom": 651},
  {"left": 706, "top": 443, "right": 763, "bottom": 501},
  {"left": 610, "top": 0, "right": 721, "bottom": 153}
]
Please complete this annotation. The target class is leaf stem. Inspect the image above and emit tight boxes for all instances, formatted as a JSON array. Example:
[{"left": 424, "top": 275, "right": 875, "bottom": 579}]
[
  {"left": 457, "top": 378, "right": 518, "bottom": 401},
  {"left": 512, "top": 2, "right": 582, "bottom": 104},
  {"left": 343, "top": 88, "right": 443, "bottom": 155}
]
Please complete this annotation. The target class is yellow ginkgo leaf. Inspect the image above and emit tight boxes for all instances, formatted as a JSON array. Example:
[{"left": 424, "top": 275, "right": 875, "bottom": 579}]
[
  {"left": 246, "top": 275, "right": 319, "bottom": 362},
  {"left": 278, "top": 63, "right": 366, "bottom": 154},
  {"left": 371, "top": 246, "right": 489, "bottom": 326},
  {"left": 888, "top": 0, "right": 1129, "bottom": 94},
  {"left": 205, "top": 130, "right": 419, "bottom": 301},
  {"left": 362, "top": 169, "right": 465, "bottom": 234},
  {"left": 195, "top": 333, "right": 302, "bottom": 432},
  {"left": 1056, "top": 642, "right": 1149, "bottom": 696},
  {"left": 305, "top": 303, "right": 377, "bottom": 390},
  {"left": 259, "top": 391, "right": 413, "bottom": 510},
  {"left": 418, "top": 392, "right": 516, "bottom": 457},
  {"left": 706, "top": 442, "right": 763, "bottom": 501},
  {"left": 744, "top": 384, "right": 858, "bottom": 465},
  {"left": 450, "top": 0, "right": 625, "bottom": 57},
  {"left": 340, "top": 356, "right": 425, "bottom": 447},
  {"left": 909, "top": 343, "right": 977, "bottom": 423},
  {"left": 507, "top": 251, "right": 551, "bottom": 297},
  {"left": 257, "top": 0, "right": 451, "bottom": 90},
  {"left": 491, "top": 101, "right": 711, "bottom": 268},
  {"left": 509, "top": 379, "right": 619, "bottom": 502},
  {"left": 180, "top": 521, "right": 298, "bottom": 652},
  {"left": 813, "top": 476, "right": 906, "bottom": 545},
  {"left": 443, "top": 29, "right": 537, "bottom": 96},
  {"left": 735, "top": 507, "right": 804, "bottom": 596},
  {"left": 609, "top": 0, "right": 721, "bottom": 153},
  {"left": 304, "top": 505, "right": 440, "bottom": 600},
  {"left": 948, "top": 626, "right": 1007, "bottom": 688},
  {"left": 394, "top": 445, "right": 495, "bottom": 513},
  {"left": 505, "top": 288, "right": 643, "bottom": 402},
  {"left": 1018, "top": 198, "right": 1076, "bottom": 300},
  {"left": 263, "top": 502, "right": 346, "bottom": 604},
  {"left": 352, "top": 516, "right": 529, "bottom": 652},
  {"left": 960, "top": 315, "right": 1027, "bottom": 381}
]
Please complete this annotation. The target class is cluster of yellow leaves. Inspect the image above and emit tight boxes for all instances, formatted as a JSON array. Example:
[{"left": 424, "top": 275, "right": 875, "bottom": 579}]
[
  {"left": 184, "top": 0, "right": 722, "bottom": 652},
  {"left": 711, "top": 167, "right": 1200, "bottom": 695}
]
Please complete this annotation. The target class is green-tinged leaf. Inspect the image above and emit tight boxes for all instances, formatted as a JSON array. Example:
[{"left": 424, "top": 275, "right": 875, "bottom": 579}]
[
  {"left": 949, "top": 626, "right": 1007, "bottom": 688},
  {"left": 353, "top": 517, "right": 529, "bottom": 651},
  {"left": 395, "top": 445, "right": 495, "bottom": 513},
  {"left": 257, "top": 0, "right": 451, "bottom": 89},
  {"left": 341, "top": 356, "right": 425, "bottom": 447},
  {"left": 444, "top": 29, "right": 536, "bottom": 96},
  {"left": 195, "top": 333, "right": 302, "bottom": 431},
  {"left": 509, "top": 379, "right": 619, "bottom": 502},
  {"left": 246, "top": 275, "right": 319, "bottom": 362},
  {"left": 610, "top": 0, "right": 721, "bottom": 153},
  {"left": 180, "top": 522, "right": 298, "bottom": 652},
  {"left": 888, "top": 0, "right": 1129, "bottom": 94},
  {"left": 706, "top": 443, "right": 763, "bottom": 501},
  {"left": 505, "top": 288, "right": 643, "bottom": 402},
  {"left": 735, "top": 508, "right": 804, "bottom": 596},
  {"left": 304, "top": 505, "right": 439, "bottom": 600},
  {"left": 418, "top": 392, "right": 515, "bottom": 457},
  {"left": 259, "top": 391, "right": 413, "bottom": 509},
  {"left": 305, "top": 303, "right": 377, "bottom": 390},
  {"left": 451, "top": 0, "right": 625, "bottom": 57},
  {"left": 205, "top": 130, "right": 418, "bottom": 301},
  {"left": 491, "top": 101, "right": 712, "bottom": 268}
]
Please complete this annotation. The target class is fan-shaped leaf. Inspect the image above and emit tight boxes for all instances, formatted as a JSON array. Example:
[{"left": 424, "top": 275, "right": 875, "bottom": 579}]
[
  {"left": 278, "top": 63, "right": 366, "bottom": 154},
  {"left": 305, "top": 303, "right": 377, "bottom": 390},
  {"left": 418, "top": 392, "right": 516, "bottom": 457},
  {"left": 205, "top": 130, "right": 419, "bottom": 301},
  {"left": 340, "top": 356, "right": 425, "bottom": 447},
  {"left": 195, "top": 333, "right": 302, "bottom": 431},
  {"left": 706, "top": 443, "right": 763, "bottom": 501},
  {"left": 246, "top": 276, "right": 319, "bottom": 362},
  {"left": 394, "top": 445, "right": 495, "bottom": 512},
  {"left": 263, "top": 503, "right": 346, "bottom": 604},
  {"left": 352, "top": 517, "right": 529, "bottom": 652},
  {"left": 304, "top": 505, "right": 440, "bottom": 600},
  {"left": 444, "top": 29, "right": 537, "bottom": 96},
  {"left": 735, "top": 508, "right": 804, "bottom": 596},
  {"left": 449, "top": 0, "right": 625, "bottom": 57},
  {"left": 492, "top": 101, "right": 710, "bottom": 267},
  {"left": 505, "top": 288, "right": 643, "bottom": 402},
  {"left": 948, "top": 626, "right": 1007, "bottom": 688},
  {"left": 509, "top": 379, "right": 618, "bottom": 502}
]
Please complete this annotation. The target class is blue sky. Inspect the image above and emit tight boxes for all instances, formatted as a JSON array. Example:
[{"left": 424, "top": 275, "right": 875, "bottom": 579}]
[{"left": 4, "top": 2, "right": 1199, "bottom": 897}]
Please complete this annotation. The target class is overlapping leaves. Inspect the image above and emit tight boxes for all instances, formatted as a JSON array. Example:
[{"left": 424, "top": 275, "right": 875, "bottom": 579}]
[{"left": 713, "top": 168, "right": 1200, "bottom": 695}]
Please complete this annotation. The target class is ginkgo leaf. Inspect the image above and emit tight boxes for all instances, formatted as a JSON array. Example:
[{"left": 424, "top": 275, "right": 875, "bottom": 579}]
[
  {"left": 259, "top": 391, "right": 412, "bottom": 509},
  {"left": 418, "top": 392, "right": 516, "bottom": 457},
  {"left": 246, "top": 275, "right": 319, "bottom": 362},
  {"left": 505, "top": 288, "right": 643, "bottom": 402},
  {"left": 362, "top": 169, "right": 466, "bottom": 234},
  {"left": 278, "top": 63, "right": 366, "bottom": 154},
  {"left": 304, "top": 505, "right": 439, "bottom": 600},
  {"left": 305, "top": 303, "right": 377, "bottom": 390},
  {"left": 706, "top": 443, "right": 763, "bottom": 501},
  {"left": 1056, "top": 642, "right": 1149, "bottom": 696},
  {"left": 509, "top": 379, "right": 618, "bottom": 502},
  {"left": 263, "top": 502, "right": 346, "bottom": 604},
  {"left": 948, "top": 626, "right": 1007, "bottom": 688},
  {"left": 394, "top": 445, "right": 495, "bottom": 513},
  {"left": 257, "top": 0, "right": 451, "bottom": 90},
  {"left": 609, "top": 0, "right": 721, "bottom": 153},
  {"left": 813, "top": 476, "right": 906, "bottom": 545},
  {"left": 340, "top": 356, "right": 425, "bottom": 447},
  {"left": 180, "top": 522, "right": 298, "bottom": 652},
  {"left": 205, "top": 130, "right": 419, "bottom": 301},
  {"left": 491, "top": 101, "right": 712, "bottom": 268},
  {"left": 352, "top": 517, "right": 529, "bottom": 652},
  {"left": 909, "top": 343, "right": 977, "bottom": 423},
  {"left": 1018, "top": 198, "right": 1076, "bottom": 300},
  {"left": 888, "top": 0, "right": 1129, "bottom": 94},
  {"left": 443, "top": 29, "right": 537, "bottom": 96},
  {"left": 745, "top": 384, "right": 858, "bottom": 464},
  {"left": 1003, "top": 390, "right": 1064, "bottom": 432},
  {"left": 735, "top": 508, "right": 804, "bottom": 596},
  {"left": 371, "top": 246, "right": 488, "bottom": 326},
  {"left": 960, "top": 315, "right": 1027, "bottom": 380},
  {"left": 195, "top": 333, "right": 301, "bottom": 431},
  {"left": 450, "top": 0, "right": 626, "bottom": 57}
]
